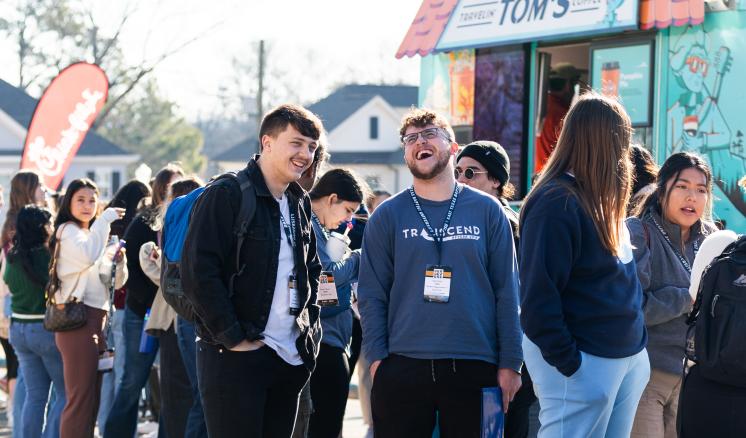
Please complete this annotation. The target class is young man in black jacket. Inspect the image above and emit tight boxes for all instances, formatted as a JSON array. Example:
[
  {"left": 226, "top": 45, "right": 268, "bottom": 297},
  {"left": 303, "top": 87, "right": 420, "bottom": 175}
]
[{"left": 182, "top": 104, "right": 324, "bottom": 438}]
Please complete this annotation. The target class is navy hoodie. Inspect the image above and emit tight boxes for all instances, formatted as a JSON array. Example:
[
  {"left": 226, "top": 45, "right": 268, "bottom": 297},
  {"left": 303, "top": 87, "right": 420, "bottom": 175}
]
[{"left": 519, "top": 174, "right": 647, "bottom": 376}]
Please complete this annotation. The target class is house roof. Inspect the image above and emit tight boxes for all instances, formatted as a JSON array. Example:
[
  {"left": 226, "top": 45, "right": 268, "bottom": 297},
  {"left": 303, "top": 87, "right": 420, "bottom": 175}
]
[
  {"left": 214, "top": 138, "right": 258, "bottom": 162},
  {"left": 308, "top": 84, "right": 418, "bottom": 132},
  {"left": 328, "top": 150, "right": 405, "bottom": 166},
  {"left": 0, "top": 78, "right": 130, "bottom": 156}
]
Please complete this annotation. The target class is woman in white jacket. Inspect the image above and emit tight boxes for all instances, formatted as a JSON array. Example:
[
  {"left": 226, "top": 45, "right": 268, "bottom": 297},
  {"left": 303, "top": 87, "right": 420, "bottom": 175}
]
[{"left": 50, "top": 179, "right": 127, "bottom": 438}]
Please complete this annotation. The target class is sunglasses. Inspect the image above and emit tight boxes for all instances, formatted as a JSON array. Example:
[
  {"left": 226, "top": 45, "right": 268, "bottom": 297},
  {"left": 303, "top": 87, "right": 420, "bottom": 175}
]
[
  {"left": 454, "top": 168, "right": 488, "bottom": 180},
  {"left": 401, "top": 127, "right": 450, "bottom": 146}
]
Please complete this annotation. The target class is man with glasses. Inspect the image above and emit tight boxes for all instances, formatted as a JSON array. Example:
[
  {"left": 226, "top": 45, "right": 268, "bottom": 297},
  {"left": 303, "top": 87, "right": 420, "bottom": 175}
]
[
  {"left": 358, "top": 109, "right": 523, "bottom": 437},
  {"left": 456, "top": 141, "right": 539, "bottom": 438}
]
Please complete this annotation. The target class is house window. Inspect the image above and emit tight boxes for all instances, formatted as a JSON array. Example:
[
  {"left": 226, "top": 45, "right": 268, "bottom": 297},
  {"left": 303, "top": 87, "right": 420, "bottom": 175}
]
[
  {"left": 112, "top": 171, "right": 121, "bottom": 194},
  {"left": 369, "top": 116, "right": 379, "bottom": 140}
]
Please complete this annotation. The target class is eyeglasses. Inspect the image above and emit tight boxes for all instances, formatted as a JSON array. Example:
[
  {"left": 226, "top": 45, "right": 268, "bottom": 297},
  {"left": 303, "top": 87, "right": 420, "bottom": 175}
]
[
  {"left": 454, "top": 168, "right": 488, "bottom": 180},
  {"left": 685, "top": 56, "right": 708, "bottom": 76},
  {"left": 401, "top": 127, "right": 450, "bottom": 146}
]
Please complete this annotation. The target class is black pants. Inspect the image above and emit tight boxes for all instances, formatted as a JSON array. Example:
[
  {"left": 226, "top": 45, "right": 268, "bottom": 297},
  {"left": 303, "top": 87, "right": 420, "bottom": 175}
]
[
  {"left": 504, "top": 368, "right": 536, "bottom": 438},
  {"left": 159, "top": 327, "right": 194, "bottom": 438},
  {"left": 678, "top": 364, "right": 746, "bottom": 438},
  {"left": 347, "top": 317, "right": 362, "bottom": 379},
  {"left": 197, "top": 342, "right": 310, "bottom": 438},
  {"left": 371, "top": 354, "right": 497, "bottom": 438},
  {"left": 309, "top": 344, "right": 350, "bottom": 438}
]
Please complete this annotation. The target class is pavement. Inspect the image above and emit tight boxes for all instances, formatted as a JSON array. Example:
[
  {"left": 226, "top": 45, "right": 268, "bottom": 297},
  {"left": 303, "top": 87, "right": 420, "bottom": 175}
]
[{"left": 0, "top": 361, "right": 532, "bottom": 437}]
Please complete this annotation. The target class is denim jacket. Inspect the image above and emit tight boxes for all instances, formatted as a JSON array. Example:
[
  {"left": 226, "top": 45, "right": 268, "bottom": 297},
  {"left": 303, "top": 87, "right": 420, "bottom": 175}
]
[{"left": 182, "top": 158, "right": 322, "bottom": 370}]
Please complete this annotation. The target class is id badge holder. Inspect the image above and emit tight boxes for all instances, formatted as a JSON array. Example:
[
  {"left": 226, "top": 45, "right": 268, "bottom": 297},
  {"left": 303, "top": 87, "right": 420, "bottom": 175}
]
[
  {"left": 424, "top": 265, "right": 452, "bottom": 303},
  {"left": 288, "top": 274, "right": 301, "bottom": 316},
  {"left": 317, "top": 271, "right": 339, "bottom": 307}
]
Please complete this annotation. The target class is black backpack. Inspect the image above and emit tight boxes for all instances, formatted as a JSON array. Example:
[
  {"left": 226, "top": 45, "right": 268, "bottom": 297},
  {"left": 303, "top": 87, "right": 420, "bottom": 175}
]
[
  {"left": 160, "top": 170, "right": 256, "bottom": 322},
  {"left": 685, "top": 234, "right": 746, "bottom": 387}
]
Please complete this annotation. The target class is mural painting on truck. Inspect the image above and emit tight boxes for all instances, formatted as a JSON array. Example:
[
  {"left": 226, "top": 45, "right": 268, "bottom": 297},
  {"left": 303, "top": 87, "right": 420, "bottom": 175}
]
[{"left": 665, "top": 13, "right": 746, "bottom": 231}]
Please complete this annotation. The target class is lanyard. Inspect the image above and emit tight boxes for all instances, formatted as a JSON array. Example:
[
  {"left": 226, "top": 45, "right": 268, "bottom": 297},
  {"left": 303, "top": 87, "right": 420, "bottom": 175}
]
[
  {"left": 408, "top": 184, "right": 460, "bottom": 264},
  {"left": 650, "top": 215, "right": 699, "bottom": 274},
  {"left": 311, "top": 213, "right": 330, "bottom": 241},
  {"left": 279, "top": 210, "right": 296, "bottom": 249}
]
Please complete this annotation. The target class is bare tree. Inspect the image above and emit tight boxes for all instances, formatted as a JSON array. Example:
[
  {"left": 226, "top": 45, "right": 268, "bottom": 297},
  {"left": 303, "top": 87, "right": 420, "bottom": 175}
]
[{"left": 0, "top": 0, "right": 219, "bottom": 126}]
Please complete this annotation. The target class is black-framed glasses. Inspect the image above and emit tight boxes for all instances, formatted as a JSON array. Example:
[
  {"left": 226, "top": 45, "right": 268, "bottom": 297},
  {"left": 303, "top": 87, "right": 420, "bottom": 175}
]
[
  {"left": 401, "top": 127, "right": 450, "bottom": 146},
  {"left": 454, "top": 167, "right": 488, "bottom": 180}
]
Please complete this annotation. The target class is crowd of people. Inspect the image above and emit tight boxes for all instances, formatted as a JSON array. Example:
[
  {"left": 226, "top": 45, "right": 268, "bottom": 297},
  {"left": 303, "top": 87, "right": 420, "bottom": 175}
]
[{"left": 0, "top": 93, "right": 743, "bottom": 438}]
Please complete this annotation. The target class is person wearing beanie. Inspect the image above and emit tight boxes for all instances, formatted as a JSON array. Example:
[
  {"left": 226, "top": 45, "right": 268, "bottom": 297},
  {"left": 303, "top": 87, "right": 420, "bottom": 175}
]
[
  {"left": 456, "top": 141, "right": 536, "bottom": 438},
  {"left": 456, "top": 141, "right": 518, "bottom": 237}
]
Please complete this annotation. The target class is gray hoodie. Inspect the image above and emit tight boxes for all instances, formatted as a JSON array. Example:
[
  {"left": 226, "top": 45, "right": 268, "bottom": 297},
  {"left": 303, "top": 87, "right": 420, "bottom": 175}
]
[{"left": 626, "top": 209, "right": 716, "bottom": 375}]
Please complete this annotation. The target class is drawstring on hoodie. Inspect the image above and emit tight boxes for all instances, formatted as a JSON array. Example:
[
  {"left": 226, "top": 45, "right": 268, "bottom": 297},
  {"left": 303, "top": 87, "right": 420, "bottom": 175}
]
[{"left": 431, "top": 359, "right": 458, "bottom": 382}]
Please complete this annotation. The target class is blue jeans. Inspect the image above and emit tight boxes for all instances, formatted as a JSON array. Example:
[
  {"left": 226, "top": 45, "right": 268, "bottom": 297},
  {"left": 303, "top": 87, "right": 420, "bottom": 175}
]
[
  {"left": 523, "top": 336, "right": 650, "bottom": 438},
  {"left": 10, "top": 322, "right": 66, "bottom": 438},
  {"left": 103, "top": 306, "right": 158, "bottom": 438},
  {"left": 97, "top": 309, "right": 125, "bottom": 431},
  {"left": 13, "top": 368, "right": 25, "bottom": 438},
  {"left": 176, "top": 317, "right": 207, "bottom": 438}
]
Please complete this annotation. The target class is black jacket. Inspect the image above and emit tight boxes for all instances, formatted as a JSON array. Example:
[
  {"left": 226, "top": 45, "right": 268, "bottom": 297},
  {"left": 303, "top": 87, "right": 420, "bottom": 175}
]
[
  {"left": 181, "top": 159, "right": 322, "bottom": 370},
  {"left": 123, "top": 209, "right": 159, "bottom": 317}
]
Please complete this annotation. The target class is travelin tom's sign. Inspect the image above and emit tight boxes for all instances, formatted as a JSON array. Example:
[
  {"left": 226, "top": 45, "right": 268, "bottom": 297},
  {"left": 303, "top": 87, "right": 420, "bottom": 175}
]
[{"left": 436, "top": 0, "right": 638, "bottom": 51}]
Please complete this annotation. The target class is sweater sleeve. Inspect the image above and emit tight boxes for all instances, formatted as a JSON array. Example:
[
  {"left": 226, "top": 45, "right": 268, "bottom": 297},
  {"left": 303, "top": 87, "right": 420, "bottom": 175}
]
[
  {"left": 139, "top": 242, "right": 161, "bottom": 286},
  {"left": 358, "top": 209, "right": 394, "bottom": 364},
  {"left": 57, "top": 215, "right": 113, "bottom": 274},
  {"left": 488, "top": 206, "right": 523, "bottom": 372},
  {"left": 626, "top": 218, "right": 692, "bottom": 326},
  {"left": 519, "top": 197, "right": 582, "bottom": 377}
]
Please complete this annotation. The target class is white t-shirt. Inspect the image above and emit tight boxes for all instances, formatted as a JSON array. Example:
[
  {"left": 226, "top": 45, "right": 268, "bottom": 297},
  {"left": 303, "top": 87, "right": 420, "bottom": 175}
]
[{"left": 260, "top": 195, "right": 302, "bottom": 366}]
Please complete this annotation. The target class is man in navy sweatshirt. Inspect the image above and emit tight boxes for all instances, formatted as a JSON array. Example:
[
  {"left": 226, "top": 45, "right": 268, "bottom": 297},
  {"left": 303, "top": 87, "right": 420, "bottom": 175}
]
[{"left": 358, "top": 108, "right": 523, "bottom": 437}]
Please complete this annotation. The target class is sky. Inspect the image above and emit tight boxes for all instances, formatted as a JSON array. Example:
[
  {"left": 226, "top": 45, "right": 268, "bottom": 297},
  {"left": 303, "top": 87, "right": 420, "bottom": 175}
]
[{"left": 0, "top": 0, "right": 424, "bottom": 121}]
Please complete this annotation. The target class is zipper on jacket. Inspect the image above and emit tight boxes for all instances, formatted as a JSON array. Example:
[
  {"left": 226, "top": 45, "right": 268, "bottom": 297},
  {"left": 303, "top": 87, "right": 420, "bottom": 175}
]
[{"left": 711, "top": 294, "right": 720, "bottom": 318}]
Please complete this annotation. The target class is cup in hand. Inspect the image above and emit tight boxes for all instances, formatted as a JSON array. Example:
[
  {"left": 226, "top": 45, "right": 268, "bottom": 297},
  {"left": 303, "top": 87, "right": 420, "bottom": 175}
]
[{"left": 326, "top": 232, "right": 350, "bottom": 262}]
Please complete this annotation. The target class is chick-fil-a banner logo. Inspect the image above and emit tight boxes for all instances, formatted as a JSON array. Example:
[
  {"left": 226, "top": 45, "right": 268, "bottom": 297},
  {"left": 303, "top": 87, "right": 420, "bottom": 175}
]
[{"left": 21, "top": 63, "right": 108, "bottom": 190}]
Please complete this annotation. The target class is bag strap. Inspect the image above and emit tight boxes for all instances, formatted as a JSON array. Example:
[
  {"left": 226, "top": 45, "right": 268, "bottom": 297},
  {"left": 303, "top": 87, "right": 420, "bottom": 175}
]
[
  {"left": 46, "top": 223, "right": 85, "bottom": 305},
  {"left": 233, "top": 169, "right": 257, "bottom": 274}
]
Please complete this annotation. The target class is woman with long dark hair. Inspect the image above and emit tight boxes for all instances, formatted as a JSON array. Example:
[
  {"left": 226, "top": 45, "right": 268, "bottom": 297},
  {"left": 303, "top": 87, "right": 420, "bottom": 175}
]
[
  {"left": 628, "top": 144, "right": 659, "bottom": 214},
  {"left": 6, "top": 205, "right": 64, "bottom": 438},
  {"left": 519, "top": 93, "right": 649, "bottom": 437},
  {"left": 97, "top": 180, "right": 151, "bottom": 430},
  {"left": 306, "top": 168, "right": 367, "bottom": 438},
  {"left": 0, "top": 169, "right": 48, "bottom": 433},
  {"left": 52, "top": 178, "right": 126, "bottom": 438},
  {"left": 104, "top": 163, "right": 184, "bottom": 438},
  {"left": 628, "top": 152, "right": 717, "bottom": 437}
]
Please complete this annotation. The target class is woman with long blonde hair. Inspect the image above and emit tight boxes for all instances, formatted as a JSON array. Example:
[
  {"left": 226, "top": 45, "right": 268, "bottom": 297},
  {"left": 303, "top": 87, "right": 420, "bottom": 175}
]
[{"left": 519, "top": 93, "right": 649, "bottom": 437}]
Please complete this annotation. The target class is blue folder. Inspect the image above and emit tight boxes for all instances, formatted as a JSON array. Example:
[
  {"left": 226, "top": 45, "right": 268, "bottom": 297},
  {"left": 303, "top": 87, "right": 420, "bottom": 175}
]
[{"left": 481, "top": 387, "right": 505, "bottom": 438}]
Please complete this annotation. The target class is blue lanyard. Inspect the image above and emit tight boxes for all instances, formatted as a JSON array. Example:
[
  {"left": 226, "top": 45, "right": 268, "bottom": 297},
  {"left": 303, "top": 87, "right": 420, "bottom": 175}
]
[
  {"left": 311, "top": 213, "right": 329, "bottom": 241},
  {"left": 408, "top": 184, "right": 460, "bottom": 264},
  {"left": 650, "top": 215, "right": 699, "bottom": 274},
  {"left": 279, "top": 211, "right": 296, "bottom": 248}
]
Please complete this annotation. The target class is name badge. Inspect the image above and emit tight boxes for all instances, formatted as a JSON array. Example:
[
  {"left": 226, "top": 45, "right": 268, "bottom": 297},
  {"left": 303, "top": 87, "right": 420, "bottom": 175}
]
[
  {"left": 317, "top": 271, "right": 339, "bottom": 307},
  {"left": 424, "top": 265, "right": 452, "bottom": 303},
  {"left": 288, "top": 274, "right": 301, "bottom": 315}
]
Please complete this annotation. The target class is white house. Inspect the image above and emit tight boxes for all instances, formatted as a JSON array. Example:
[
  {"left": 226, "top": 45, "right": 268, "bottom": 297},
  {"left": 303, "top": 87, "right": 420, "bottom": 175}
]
[
  {"left": 0, "top": 78, "right": 139, "bottom": 199},
  {"left": 215, "top": 84, "right": 419, "bottom": 193}
]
